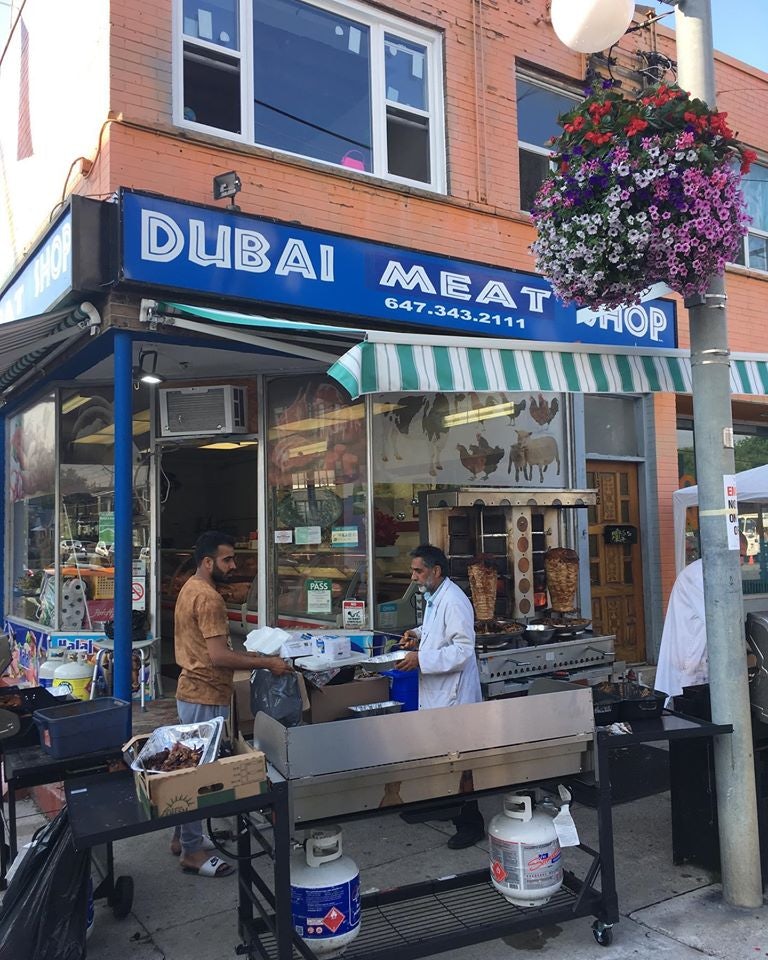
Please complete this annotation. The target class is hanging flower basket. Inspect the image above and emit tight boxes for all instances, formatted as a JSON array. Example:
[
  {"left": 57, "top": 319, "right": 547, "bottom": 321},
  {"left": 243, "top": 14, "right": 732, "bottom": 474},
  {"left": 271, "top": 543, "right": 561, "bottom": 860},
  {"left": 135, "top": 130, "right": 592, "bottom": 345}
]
[{"left": 531, "top": 82, "right": 756, "bottom": 311}]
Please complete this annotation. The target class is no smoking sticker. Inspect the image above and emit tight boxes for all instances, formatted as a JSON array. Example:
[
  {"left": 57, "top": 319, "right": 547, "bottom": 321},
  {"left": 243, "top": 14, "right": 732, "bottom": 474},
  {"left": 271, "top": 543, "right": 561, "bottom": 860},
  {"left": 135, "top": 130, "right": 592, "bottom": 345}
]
[{"left": 132, "top": 578, "right": 146, "bottom": 610}]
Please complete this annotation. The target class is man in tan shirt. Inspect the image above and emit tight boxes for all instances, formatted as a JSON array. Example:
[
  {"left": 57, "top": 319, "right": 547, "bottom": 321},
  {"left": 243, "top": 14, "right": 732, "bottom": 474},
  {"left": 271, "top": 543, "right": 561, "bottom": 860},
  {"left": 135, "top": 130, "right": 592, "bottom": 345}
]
[{"left": 172, "top": 530, "right": 291, "bottom": 877}]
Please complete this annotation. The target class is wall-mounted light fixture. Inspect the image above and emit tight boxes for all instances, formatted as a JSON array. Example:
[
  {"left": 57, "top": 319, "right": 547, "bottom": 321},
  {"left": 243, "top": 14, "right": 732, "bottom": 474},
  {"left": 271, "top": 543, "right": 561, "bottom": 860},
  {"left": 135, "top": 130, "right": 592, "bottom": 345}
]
[
  {"left": 213, "top": 170, "right": 241, "bottom": 211},
  {"left": 136, "top": 349, "right": 164, "bottom": 385}
]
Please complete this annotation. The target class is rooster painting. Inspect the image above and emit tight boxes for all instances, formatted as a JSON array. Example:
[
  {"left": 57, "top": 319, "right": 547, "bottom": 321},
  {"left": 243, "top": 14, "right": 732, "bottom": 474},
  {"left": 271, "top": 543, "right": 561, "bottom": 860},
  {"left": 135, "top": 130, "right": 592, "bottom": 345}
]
[
  {"left": 457, "top": 434, "right": 505, "bottom": 480},
  {"left": 529, "top": 394, "right": 559, "bottom": 428}
]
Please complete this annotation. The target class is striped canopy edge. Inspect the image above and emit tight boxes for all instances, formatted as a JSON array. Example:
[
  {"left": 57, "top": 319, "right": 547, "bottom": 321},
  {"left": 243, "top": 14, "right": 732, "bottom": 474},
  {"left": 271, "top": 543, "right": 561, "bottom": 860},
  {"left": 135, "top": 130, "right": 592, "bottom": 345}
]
[{"left": 327, "top": 340, "right": 768, "bottom": 399}]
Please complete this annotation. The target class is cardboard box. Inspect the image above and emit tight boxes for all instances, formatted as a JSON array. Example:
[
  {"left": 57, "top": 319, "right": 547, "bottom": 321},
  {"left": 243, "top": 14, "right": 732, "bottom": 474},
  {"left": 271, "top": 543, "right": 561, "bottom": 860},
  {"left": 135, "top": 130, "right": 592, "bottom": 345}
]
[
  {"left": 307, "top": 676, "right": 390, "bottom": 724},
  {"left": 130, "top": 734, "right": 267, "bottom": 818}
]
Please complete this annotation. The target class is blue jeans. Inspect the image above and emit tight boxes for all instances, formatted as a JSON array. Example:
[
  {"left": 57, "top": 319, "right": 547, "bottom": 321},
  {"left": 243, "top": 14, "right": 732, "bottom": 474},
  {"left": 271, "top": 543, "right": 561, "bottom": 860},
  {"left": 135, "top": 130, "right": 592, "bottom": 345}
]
[{"left": 172, "top": 699, "right": 230, "bottom": 856}]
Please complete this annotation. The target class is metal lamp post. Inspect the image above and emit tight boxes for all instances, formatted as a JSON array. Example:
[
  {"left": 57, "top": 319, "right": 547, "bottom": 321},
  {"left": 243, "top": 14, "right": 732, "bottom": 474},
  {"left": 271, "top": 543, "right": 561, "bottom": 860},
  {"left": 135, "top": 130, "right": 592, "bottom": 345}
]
[{"left": 550, "top": 0, "right": 762, "bottom": 908}]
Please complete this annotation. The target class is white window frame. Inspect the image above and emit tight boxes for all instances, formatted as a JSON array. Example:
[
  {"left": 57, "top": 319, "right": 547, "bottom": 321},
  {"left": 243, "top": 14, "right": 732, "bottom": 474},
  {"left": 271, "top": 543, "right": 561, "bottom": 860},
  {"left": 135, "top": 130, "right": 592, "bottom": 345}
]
[
  {"left": 516, "top": 74, "right": 580, "bottom": 212},
  {"left": 172, "top": 0, "right": 446, "bottom": 193},
  {"left": 735, "top": 162, "right": 768, "bottom": 273}
]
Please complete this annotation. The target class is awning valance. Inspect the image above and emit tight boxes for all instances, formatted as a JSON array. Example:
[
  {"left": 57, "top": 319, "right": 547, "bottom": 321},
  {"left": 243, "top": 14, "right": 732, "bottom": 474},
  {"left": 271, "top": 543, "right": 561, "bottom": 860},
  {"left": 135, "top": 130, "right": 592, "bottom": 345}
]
[
  {"left": 0, "top": 302, "right": 101, "bottom": 393},
  {"left": 328, "top": 335, "right": 768, "bottom": 399},
  {"left": 140, "top": 301, "right": 768, "bottom": 401}
]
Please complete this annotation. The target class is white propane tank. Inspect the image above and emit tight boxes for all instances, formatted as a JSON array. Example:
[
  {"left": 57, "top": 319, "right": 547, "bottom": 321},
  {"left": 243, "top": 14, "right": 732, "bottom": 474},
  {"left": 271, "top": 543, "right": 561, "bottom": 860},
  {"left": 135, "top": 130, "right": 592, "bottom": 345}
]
[
  {"left": 488, "top": 793, "right": 563, "bottom": 907},
  {"left": 290, "top": 826, "right": 361, "bottom": 957},
  {"left": 39, "top": 652, "right": 65, "bottom": 689},
  {"left": 53, "top": 654, "right": 92, "bottom": 701}
]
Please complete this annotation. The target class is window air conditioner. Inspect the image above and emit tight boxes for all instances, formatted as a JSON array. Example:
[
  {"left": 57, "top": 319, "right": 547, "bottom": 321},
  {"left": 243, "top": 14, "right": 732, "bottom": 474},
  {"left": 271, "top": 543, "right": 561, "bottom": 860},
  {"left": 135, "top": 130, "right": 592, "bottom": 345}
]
[{"left": 159, "top": 385, "right": 248, "bottom": 437}]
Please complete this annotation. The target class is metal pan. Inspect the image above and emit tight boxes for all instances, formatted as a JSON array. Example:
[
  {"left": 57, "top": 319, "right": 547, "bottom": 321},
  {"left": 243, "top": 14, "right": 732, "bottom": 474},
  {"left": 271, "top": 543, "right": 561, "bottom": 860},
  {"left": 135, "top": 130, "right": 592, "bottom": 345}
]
[{"left": 361, "top": 650, "right": 408, "bottom": 671}]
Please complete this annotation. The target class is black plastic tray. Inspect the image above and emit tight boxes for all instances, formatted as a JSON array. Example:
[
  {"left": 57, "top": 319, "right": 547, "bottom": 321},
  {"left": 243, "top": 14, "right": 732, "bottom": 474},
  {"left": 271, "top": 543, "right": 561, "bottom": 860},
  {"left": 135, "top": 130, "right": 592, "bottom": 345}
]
[{"left": 595, "top": 682, "right": 665, "bottom": 721}]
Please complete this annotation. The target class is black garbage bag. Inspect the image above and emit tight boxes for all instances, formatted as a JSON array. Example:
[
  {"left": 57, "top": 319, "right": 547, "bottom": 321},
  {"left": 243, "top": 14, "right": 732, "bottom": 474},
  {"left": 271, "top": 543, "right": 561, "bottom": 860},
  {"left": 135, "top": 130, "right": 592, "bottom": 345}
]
[
  {"left": 251, "top": 669, "right": 303, "bottom": 727},
  {"left": 0, "top": 807, "right": 90, "bottom": 960},
  {"left": 104, "top": 611, "right": 147, "bottom": 642}
]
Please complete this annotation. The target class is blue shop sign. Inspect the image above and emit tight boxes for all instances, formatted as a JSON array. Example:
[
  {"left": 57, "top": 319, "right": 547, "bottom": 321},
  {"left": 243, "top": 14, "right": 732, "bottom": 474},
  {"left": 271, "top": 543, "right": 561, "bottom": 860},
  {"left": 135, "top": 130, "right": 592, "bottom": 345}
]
[
  {"left": 120, "top": 191, "right": 677, "bottom": 349},
  {"left": 0, "top": 208, "right": 73, "bottom": 325}
]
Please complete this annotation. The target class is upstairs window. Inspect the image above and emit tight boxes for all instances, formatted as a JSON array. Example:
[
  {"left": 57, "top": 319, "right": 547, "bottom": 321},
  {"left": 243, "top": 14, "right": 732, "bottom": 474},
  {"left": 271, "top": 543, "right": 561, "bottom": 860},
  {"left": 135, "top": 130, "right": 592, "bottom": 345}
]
[
  {"left": 176, "top": 0, "right": 446, "bottom": 191},
  {"left": 733, "top": 162, "right": 768, "bottom": 273},
  {"left": 516, "top": 76, "right": 579, "bottom": 212}
]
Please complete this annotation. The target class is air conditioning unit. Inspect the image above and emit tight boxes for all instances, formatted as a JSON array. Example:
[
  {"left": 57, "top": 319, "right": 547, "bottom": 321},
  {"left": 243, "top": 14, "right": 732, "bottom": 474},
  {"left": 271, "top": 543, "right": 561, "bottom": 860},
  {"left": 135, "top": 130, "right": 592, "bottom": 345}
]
[{"left": 159, "top": 385, "right": 248, "bottom": 437}]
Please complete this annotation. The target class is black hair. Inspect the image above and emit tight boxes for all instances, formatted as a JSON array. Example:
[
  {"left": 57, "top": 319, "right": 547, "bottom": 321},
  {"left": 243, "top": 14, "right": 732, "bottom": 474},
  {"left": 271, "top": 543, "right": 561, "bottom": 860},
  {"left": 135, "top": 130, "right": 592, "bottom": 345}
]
[
  {"left": 194, "top": 530, "right": 236, "bottom": 566},
  {"left": 410, "top": 543, "right": 448, "bottom": 576}
]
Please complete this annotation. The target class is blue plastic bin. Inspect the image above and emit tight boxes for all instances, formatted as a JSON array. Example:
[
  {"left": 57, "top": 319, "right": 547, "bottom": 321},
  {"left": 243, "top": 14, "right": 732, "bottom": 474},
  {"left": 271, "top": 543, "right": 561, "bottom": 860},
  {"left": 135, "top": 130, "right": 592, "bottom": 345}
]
[
  {"left": 33, "top": 697, "right": 131, "bottom": 759},
  {"left": 381, "top": 669, "right": 419, "bottom": 712}
]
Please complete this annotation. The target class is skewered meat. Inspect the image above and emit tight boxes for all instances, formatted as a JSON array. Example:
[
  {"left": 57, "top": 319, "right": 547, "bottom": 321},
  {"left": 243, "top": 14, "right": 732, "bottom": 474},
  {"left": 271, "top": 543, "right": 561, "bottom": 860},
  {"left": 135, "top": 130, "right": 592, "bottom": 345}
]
[
  {"left": 468, "top": 560, "right": 497, "bottom": 621},
  {"left": 544, "top": 547, "right": 579, "bottom": 612}
]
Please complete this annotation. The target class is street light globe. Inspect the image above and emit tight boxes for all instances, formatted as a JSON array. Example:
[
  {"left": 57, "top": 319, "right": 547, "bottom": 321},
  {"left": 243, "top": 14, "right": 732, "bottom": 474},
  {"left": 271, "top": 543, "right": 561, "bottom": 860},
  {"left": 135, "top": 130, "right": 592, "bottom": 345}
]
[{"left": 550, "top": 0, "right": 635, "bottom": 53}]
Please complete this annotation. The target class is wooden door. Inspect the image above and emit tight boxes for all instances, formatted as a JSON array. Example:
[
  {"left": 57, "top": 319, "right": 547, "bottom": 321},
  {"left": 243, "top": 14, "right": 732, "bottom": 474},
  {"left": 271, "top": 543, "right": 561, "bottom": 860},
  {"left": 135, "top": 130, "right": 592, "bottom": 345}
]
[{"left": 587, "top": 461, "right": 646, "bottom": 663}]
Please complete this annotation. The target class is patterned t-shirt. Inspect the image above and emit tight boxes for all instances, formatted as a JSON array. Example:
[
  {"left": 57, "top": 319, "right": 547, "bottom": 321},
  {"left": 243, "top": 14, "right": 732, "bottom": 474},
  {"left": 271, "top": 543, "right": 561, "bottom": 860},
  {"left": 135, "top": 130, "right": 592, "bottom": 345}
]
[{"left": 174, "top": 576, "right": 233, "bottom": 705}]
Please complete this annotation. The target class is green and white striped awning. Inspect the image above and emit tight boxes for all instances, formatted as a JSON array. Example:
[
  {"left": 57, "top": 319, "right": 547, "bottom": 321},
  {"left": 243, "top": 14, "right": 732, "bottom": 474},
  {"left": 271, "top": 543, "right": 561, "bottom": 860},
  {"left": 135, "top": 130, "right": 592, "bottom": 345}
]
[{"left": 328, "top": 333, "right": 768, "bottom": 399}]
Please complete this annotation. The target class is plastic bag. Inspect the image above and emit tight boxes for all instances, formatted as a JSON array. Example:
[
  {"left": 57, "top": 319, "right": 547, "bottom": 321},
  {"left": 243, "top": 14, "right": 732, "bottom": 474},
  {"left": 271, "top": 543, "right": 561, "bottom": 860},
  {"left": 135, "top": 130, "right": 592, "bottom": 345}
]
[
  {"left": 0, "top": 807, "right": 90, "bottom": 959},
  {"left": 251, "top": 669, "right": 303, "bottom": 727}
]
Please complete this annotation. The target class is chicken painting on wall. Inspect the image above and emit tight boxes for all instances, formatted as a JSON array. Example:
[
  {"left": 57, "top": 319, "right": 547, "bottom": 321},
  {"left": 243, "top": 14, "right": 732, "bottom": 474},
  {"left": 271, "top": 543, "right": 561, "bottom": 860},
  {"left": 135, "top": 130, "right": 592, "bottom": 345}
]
[
  {"left": 529, "top": 394, "right": 559, "bottom": 428},
  {"left": 457, "top": 435, "right": 505, "bottom": 480}
]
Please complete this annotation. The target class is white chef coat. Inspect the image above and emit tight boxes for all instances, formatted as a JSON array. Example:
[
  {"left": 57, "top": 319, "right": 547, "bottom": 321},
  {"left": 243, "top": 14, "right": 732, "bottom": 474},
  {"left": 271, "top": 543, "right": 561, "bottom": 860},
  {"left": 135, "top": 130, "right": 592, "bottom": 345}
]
[
  {"left": 409, "top": 577, "right": 482, "bottom": 709},
  {"left": 655, "top": 559, "right": 708, "bottom": 700}
]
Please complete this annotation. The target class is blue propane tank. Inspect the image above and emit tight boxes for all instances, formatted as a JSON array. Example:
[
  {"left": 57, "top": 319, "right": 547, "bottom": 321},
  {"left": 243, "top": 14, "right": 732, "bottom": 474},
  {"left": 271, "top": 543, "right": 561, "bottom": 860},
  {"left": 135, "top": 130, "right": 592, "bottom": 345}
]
[{"left": 291, "top": 826, "right": 361, "bottom": 957}]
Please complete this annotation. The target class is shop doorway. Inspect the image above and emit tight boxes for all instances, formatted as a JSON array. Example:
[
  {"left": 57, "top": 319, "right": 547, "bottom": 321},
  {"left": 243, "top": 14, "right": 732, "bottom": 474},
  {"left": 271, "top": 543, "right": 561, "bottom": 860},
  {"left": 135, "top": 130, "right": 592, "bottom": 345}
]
[
  {"left": 156, "top": 439, "right": 259, "bottom": 671},
  {"left": 586, "top": 461, "right": 646, "bottom": 663}
]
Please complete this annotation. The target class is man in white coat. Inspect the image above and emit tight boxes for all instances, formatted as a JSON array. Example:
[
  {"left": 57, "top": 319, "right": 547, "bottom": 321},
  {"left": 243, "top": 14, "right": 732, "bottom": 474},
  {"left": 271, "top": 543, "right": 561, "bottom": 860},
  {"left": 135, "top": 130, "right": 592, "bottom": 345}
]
[
  {"left": 399, "top": 543, "right": 485, "bottom": 848},
  {"left": 655, "top": 534, "right": 747, "bottom": 702}
]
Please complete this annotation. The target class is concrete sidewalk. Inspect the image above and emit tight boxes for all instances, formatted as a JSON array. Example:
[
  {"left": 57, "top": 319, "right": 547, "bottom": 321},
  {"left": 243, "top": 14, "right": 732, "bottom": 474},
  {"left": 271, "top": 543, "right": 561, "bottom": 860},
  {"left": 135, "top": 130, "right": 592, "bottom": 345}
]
[{"left": 10, "top": 777, "right": 768, "bottom": 960}]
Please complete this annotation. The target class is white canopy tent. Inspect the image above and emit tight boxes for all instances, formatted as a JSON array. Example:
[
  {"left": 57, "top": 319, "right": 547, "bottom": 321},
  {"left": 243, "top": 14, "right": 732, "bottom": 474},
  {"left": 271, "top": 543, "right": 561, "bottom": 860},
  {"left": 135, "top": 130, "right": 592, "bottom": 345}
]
[{"left": 673, "top": 463, "right": 768, "bottom": 572}]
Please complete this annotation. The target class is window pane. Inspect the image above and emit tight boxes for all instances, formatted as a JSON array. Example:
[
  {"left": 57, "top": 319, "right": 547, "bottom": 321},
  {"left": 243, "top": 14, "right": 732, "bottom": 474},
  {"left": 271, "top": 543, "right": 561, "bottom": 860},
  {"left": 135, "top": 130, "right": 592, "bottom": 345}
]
[
  {"left": 584, "top": 396, "right": 640, "bottom": 457},
  {"left": 747, "top": 233, "right": 768, "bottom": 272},
  {"left": 8, "top": 397, "right": 55, "bottom": 627},
  {"left": 517, "top": 78, "right": 578, "bottom": 147},
  {"left": 519, "top": 148, "right": 550, "bottom": 212},
  {"left": 253, "top": 0, "right": 372, "bottom": 169},
  {"left": 183, "top": 0, "right": 239, "bottom": 50},
  {"left": 743, "top": 164, "right": 768, "bottom": 232},
  {"left": 183, "top": 44, "right": 241, "bottom": 131},
  {"left": 385, "top": 35, "right": 427, "bottom": 111},
  {"left": 387, "top": 107, "right": 430, "bottom": 182},
  {"left": 267, "top": 375, "right": 368, "bottom": 627}
]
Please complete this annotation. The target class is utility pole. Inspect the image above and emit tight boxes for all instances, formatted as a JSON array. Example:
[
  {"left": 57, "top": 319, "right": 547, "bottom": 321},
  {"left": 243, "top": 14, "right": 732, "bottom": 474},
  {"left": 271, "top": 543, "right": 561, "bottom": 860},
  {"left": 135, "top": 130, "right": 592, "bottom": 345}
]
[{"left": 677, "top": 0, "right": 762, "bottom": 908}]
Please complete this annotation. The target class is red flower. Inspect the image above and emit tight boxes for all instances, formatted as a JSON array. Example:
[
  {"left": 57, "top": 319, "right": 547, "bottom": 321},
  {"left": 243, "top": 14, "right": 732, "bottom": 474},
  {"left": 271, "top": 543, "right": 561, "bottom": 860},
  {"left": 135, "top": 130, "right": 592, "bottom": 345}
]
[
  {"left": 584, "top": 130, "right": 612, "bottom": 145},
  {"left": 588, "top": 102, "right": 612, "bottom": 121},
  {"left": 625, "top": 118, "right": 649, "bottom": 137},
  {"left": 683, "top": 111, "right": 708, "bottom": 133},
  {"left": 741, "top": 148, "right": 758, "bottom": 174},
  {"left": 564, "top": 115, "right": 586, "bottom": 134},
  {"left": 709, "top": 112, "right": 734, "bottom": 138}
]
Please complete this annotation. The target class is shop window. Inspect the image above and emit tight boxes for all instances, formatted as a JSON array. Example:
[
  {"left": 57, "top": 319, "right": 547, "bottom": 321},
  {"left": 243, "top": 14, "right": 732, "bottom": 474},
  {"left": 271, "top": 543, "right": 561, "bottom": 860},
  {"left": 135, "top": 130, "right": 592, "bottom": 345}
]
[
  {"left": 584, "top": 396, "right": 641, "bottom": 458},
  {"left": 55, "top": 388, "right": 152, "bottom": 634},
  {"left": 516, "top": 76, "right": 580, "bottom": 212},
  {"left": 177, "top": 0, "right": 445, "bottom": 191},
  {"left": 7, "top": 396, "right": 56, "bottom": 629},
  {"left": 733, "top": 162, "right": 768, "bottom": 273},
  {"left": 266, "top": 375, "right": 368, "bottom": 627},
  {"left": 371, "top": 391, "right": 569, "bottom": 631}
]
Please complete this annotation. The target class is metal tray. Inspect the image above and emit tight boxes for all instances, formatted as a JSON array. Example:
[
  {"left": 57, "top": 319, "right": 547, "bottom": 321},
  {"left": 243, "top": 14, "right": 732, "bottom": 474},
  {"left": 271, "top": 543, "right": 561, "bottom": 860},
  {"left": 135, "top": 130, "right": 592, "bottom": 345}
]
[
  {"left": 347, "top": 700, "right": 404, "bottom": 717},
  {"left": 130, "top": 717, "right": 225, "bottom": 773},
  {"left": 295, "top": 651, "right": 368, "bottom": 672},
  {"left": 361, "top": 650, "right": 407, "bottom": 671}
]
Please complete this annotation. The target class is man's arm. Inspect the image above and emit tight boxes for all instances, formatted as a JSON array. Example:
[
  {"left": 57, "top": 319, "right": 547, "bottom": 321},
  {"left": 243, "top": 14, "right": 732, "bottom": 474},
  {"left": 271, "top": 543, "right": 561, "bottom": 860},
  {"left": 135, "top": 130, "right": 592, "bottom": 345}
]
[{"left": 205, "top": 634, "right": 293, "bottom": 675}]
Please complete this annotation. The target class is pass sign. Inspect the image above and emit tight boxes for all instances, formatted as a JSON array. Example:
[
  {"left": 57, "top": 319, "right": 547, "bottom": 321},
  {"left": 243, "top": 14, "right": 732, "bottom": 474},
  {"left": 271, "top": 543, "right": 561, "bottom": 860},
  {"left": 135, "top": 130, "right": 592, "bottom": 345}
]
[{"left": 306, "top": 578, "right": 332, "bottom": 614}]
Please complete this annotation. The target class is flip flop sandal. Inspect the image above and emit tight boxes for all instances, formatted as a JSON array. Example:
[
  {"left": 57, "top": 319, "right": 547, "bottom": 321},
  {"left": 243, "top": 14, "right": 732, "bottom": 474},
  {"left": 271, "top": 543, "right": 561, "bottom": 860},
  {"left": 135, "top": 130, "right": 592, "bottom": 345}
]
[
  {"left": 182, "top": 855, "right": 234, "bottom": 878},
  {"left": 170, "top": 836, "right": 216, "bottom": 856}
]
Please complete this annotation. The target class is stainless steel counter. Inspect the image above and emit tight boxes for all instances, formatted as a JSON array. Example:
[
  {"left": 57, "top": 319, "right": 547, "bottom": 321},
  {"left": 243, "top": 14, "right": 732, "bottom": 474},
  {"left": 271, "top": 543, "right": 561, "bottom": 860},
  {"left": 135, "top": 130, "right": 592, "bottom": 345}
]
[{"left": 254, "top": 686, "right": 595, "bottom": 823}]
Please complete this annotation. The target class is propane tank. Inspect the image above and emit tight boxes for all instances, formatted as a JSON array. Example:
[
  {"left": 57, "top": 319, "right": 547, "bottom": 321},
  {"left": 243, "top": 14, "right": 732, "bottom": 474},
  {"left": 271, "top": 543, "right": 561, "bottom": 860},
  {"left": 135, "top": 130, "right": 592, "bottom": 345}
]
[
  {"left": 39, "top": 652, "right": 65, "bottom": 689},
  {"left": 290, "top": 826, "right": 361, "bottom": 957},
  {"left": 53, "top": 654, "right": 92, "bottom": 701},
  {"left": 488, "top": 793, "right": 563, "bottom": 907}
]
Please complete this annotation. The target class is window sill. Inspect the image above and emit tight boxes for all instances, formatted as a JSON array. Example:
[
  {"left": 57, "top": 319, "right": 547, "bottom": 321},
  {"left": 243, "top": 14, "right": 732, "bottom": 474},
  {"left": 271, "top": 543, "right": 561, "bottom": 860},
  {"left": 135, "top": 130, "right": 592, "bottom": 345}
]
[{"left": 726, "top": 262, "right": 768, "bottom": 282}]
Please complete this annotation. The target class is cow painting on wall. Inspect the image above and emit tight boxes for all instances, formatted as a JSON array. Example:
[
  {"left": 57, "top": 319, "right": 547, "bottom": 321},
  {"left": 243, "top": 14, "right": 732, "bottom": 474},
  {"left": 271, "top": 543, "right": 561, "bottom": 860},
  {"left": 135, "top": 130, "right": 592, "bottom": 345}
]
[{"left": 373, "top": 391, "right": 567, "bottom": 487}]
